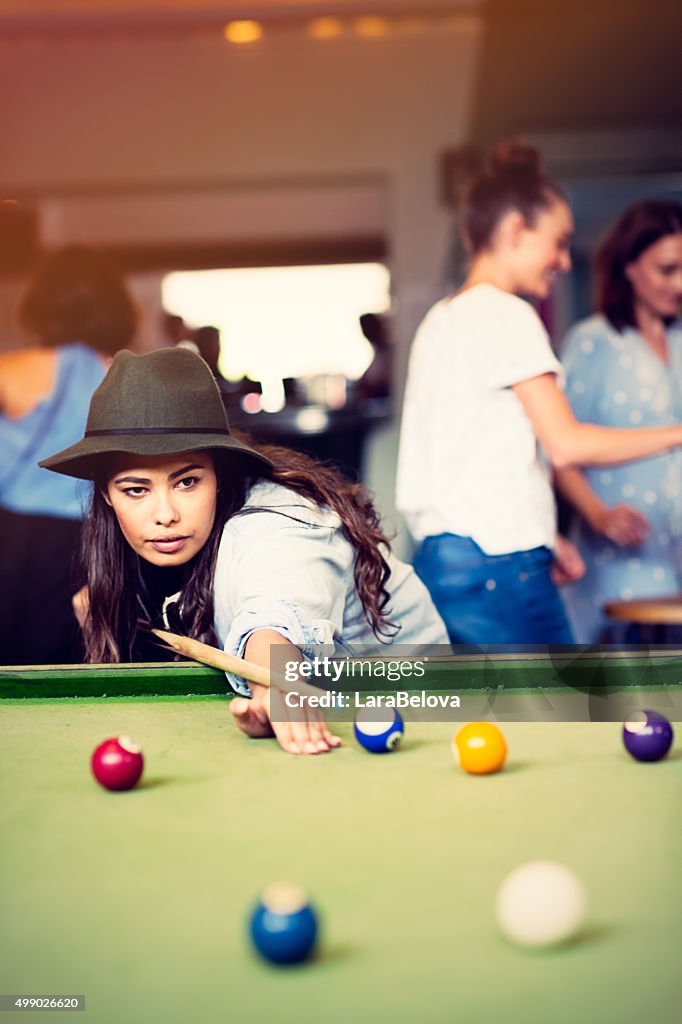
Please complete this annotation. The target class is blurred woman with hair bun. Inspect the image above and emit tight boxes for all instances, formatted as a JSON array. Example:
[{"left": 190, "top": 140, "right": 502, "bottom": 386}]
[{"left": 397, "top": 142, "right": 682, "bottom": 645}]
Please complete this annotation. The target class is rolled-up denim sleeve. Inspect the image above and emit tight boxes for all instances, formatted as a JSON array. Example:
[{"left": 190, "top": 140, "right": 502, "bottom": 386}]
[{"left": 214, "top": 513, "right": 352, "bottom": 695}]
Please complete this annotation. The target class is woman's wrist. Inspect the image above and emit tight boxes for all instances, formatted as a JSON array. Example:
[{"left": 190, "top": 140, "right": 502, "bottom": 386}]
[{"left": 583, "top": 500, "right": 610, "bottom": 533}]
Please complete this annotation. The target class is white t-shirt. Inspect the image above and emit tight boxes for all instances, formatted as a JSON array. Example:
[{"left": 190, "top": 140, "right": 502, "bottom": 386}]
[{"left": 396, "top": 283, "right": 562, "bottom": 556}]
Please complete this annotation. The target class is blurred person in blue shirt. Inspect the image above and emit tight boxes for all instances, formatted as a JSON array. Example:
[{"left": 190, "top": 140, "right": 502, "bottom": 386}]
[{"left": 0, "top": 246, "right": 137, "bottom": 663}]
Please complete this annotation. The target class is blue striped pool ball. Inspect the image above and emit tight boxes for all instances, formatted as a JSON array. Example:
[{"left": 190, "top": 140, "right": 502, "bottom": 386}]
[
  {"left": 353, "top": 707, "right": 404, "bottom": 753},
  {"left": 622, "top": 710, "right": 674, "bottom": 762},
  {"left": 249, "top": 883, "right": 318, "bottom": 965}
]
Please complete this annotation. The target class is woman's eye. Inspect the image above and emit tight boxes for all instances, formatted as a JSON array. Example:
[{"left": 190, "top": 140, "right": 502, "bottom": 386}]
[
  {"left": 177, "top": 476, "right": 200, "bottom": 489},
  {"left": 123, "top": 487, "right": 147, "bottom": 498}
]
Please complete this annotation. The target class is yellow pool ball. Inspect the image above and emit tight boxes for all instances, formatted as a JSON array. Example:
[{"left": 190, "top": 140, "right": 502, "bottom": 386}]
[{"left": 453, "top": 722, "right": 507, "bottom": 775}]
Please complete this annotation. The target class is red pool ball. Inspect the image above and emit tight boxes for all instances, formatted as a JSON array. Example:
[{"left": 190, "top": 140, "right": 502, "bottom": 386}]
[{"left": 91, "top": 736, "right": 144, "bottom": 791}]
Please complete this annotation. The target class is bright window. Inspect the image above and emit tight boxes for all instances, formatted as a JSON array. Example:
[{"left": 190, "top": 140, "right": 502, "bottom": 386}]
[{"left": 162, "top": 262, "right": 390, "bottom": 382}]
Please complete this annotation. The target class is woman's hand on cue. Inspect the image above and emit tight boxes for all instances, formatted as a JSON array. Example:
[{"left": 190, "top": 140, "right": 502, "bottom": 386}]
[{"left": 230, "top": 629, "right": 342, "bottom": 755}]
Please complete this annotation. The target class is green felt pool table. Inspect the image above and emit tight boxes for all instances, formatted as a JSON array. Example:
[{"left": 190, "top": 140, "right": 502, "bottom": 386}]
[{"left": 1, "top": 652, "right": 681, "bottom": 1024}]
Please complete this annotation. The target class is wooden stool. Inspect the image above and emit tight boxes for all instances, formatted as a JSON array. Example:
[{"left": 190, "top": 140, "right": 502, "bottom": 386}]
[{"left": 605, "top": 595, "right": 682, "bottom": 643}]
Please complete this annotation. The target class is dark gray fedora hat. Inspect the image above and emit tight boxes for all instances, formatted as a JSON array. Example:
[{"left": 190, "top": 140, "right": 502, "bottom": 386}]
[{"left": 40, "top": 347, "right": 271, "bottom": 479}]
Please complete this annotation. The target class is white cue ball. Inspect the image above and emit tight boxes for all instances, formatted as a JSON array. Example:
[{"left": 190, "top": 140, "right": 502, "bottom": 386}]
[{"left": 495, "top": 860, "right": 587, "bottom": 947}]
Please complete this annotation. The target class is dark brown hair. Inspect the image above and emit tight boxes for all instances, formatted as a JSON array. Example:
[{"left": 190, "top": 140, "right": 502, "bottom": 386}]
[
  {"left": 80, "top": 445, "right": 397, "bottom": 663},
  {"left": 19, "top": 245, "right": 137, "bottom": 354},
  {"left": 461, "top": 140, "right": 566, "bottom": 254},
  {"left": 596, "top": 199, "right": 682, "bottom": 331}
]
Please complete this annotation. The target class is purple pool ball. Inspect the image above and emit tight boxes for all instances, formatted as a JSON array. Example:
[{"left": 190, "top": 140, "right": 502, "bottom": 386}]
[{"left": 622, "top": 710, "right": 674, "bottom": 763}]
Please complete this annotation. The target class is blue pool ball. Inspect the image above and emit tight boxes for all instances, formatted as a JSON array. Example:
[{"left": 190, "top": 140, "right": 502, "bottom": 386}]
[
  {"left": 249, "top": 883, "right": 318, "bottom": 965},
  {"left": 623, "top": 710, "right": 674, "bottom": 763},
  {"left": 353, "top": 707, "right": 404, "bottom": 753}
]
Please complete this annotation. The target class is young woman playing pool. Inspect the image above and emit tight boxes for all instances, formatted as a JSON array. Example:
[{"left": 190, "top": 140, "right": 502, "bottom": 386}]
[
  {"left": 41, "top": 347, "right": 448, "bottom": 755},
  {"left": 396, "top": 140, "right": 682, "bottom": 644}
]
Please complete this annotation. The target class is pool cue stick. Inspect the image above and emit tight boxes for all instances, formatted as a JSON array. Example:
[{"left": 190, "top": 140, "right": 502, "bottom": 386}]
[
  {"left": 150, "top": 627, "right": 321, "bottom": 700},
  {"left": 152, "top": 628, "right": 271, "bottom": 686}
]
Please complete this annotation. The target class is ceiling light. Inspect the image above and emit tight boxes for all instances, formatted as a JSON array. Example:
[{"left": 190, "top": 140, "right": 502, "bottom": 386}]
[{"left": 223, "top": 21, "right": 263, "bottom": 45}]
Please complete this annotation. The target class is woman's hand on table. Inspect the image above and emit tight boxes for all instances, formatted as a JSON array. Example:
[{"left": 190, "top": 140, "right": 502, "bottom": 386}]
[
  {"left": 230, "top": 682, "right": 341, "bottom": 755},
  {"left": 230, "top": 629, "right": 342, "bottom": 755}
]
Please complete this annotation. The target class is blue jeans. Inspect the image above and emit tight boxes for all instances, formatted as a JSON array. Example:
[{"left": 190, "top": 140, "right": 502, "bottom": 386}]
[{"left": 413, "top": 534, "right": 575, "bottom": 645}]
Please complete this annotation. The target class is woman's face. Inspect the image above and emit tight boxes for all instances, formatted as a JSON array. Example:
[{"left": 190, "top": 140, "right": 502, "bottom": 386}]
[
  {"left": 104, "top": 452, "right": 218, "bottom": 567},
  {"left": 512, "top": 198, "right": 574, "bottom": 299},
  {"left": 626, "top": 233, "right": 682, "bottom": 322}
]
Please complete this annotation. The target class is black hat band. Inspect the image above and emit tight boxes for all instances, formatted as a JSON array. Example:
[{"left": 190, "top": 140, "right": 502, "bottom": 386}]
[{"left": 85, "top": 427, "right": 230, "bottom": 437}]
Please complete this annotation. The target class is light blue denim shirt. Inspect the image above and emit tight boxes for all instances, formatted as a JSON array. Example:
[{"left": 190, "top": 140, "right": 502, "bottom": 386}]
[{"left": 213, "top": 481, "right": 449, "bottom": 694}]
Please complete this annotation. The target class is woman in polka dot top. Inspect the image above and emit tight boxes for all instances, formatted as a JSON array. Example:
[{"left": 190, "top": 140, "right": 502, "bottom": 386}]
[
  {"left": 557, "top": 200, "right": 682, "bottom": 643},
  {"left": 397, "top": 145, "right": 682, "bottom": 646}
]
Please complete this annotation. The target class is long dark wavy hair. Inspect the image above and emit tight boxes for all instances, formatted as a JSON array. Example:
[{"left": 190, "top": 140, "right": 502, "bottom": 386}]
[{"left": 80, "top": 443, "right": 397, "bottom": 663}]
